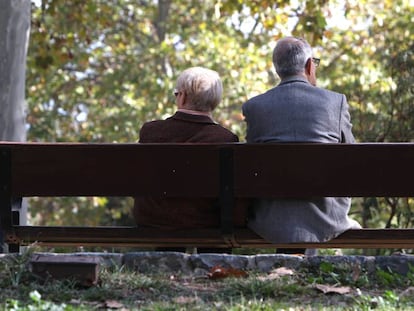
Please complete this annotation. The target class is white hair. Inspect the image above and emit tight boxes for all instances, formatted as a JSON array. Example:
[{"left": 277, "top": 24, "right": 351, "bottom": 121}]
[
  {"left": 176, "top": 66, "right": 223, "bottom": 112},
  {"left": 272, "top": 37, "right": 313, "bottom": 78}
]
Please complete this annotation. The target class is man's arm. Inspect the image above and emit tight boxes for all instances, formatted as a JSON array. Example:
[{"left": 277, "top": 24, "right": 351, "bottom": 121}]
[{"left": 340, "top": 95, "right": 355, "bottom": 143}]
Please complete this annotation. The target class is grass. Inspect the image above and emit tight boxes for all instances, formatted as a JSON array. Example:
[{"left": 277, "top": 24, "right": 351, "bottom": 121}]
[{"left": 2, "top": 250, "right": 414, "bottom": 310}]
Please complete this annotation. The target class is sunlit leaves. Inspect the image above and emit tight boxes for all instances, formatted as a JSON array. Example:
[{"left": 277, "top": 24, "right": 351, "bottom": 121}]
[{"left": 311, "top": 0, "right": 413, "bottom": 151}]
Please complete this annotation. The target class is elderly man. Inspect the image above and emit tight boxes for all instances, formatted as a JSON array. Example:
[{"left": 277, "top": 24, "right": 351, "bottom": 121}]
[{"left": 242, "top": 37, "right": 360, "bottom": 249}]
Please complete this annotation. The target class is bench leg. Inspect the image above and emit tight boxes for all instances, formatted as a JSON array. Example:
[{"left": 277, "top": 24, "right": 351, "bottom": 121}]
[
  {"left": 219, "top": 148, "right": 235, "bottom": 246},
  {"left": 2, "top": 209, "right": 21, "bottom": 253},
  {"left": 0, "top": 147, "right": 11, "bottom": 253},
  {"left": 7, "top": 210, "right": 21, "bottom": 253},
  {"left": 0, "top": 231, "right": 3, "bottom": 253},
  {"left": 8, "top": 243, "right": 20, "bottom": 253}
]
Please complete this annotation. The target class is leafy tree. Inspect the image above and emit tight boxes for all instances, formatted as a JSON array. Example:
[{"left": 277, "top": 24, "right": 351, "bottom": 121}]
[{"left": 319, "top": 0, "right": 414, "bottom": 244}]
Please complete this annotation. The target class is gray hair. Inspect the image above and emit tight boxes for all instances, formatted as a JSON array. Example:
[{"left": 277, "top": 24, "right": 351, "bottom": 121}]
[
  {"left": 272, "top": 37, "right": 313, "bottom": 79},
  {"left": 176, "top": 66, "right": 222, "bottom": 112}
]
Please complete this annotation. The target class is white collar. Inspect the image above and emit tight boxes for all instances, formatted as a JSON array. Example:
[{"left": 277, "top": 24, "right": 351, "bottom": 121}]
[{"left": 177, "top": 108, "right": 213, "bottom": 118}]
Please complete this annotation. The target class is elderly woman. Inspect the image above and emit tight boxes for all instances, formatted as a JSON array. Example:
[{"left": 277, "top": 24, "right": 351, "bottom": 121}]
[
  {"left": 133, "top": 67, "right": 246, "bottom": 251},
  {"left": 138, "top": 66, "right": 238, "bottom": 143}
]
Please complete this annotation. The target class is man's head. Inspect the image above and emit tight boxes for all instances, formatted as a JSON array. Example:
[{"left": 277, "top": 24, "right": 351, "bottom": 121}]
[
  {"left": 174, "top": 66, "right": 223, "bottom": 112},
  {"left": 272, "top": 37, "right": 318, "bottom": 85}
]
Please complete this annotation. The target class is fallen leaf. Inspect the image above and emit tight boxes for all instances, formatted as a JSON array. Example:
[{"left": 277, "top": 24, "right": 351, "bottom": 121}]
[
  {"left": 258, "top": 267, "right": 295, "bottom": 281},
  {"left": 69, "top": 299, "right": 81, "bottom": 305},
  {"left": 274, "top": 267, "right": 295, "bottom": 276},
  {"left": 400, "top": 287, "right": 414, "bottom": 298},
  {"left": 314, "top": 284, "right": 351, "bottom": 295},
  {"left": 174, "top": 296, "right": 199, "bottom": 304},
  {"left": 105, "top": 300, "right": 125, "bottom": 309},
  {"left": 207, "top": 265, "right": 248, "bottom": 279},
  {"left": 351, "top": 264, "right": 361, "bottom": 282}
]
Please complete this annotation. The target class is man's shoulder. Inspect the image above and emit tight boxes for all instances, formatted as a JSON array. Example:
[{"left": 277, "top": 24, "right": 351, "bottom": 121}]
[
  {"left": 314, "top": 86, "right": 345, "bottom": 102},
  {"left": 243, "top": 88, "right": 276, "bottom": 107},
  {"left": 314, "top": 85, "right": 343, "bottom": 95},
  {"left": 282, "top": 77, "right": 345, "bottom": 99}
]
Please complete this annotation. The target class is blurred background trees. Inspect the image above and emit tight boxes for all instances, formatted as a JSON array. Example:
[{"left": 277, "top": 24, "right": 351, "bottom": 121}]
[{"left": 26, "top": 0, "right": 414, "bottom": 252}]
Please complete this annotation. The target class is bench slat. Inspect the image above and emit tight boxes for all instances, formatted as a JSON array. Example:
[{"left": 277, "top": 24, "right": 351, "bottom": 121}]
[
  {"left": 8, "top": 227, "right": 414, "bottom": 249},
  {"left": 234, "top": 143, "right": 414, "bottom": 197},
  {"left": 6, "top": 142, "right": 414, "bottom": 197},
  {"left": 10, "top": 143, "right": 221, "bottom": 197}
]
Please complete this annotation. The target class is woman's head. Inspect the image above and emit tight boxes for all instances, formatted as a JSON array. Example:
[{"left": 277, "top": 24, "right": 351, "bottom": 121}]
[{"left": 175, "top": 67, "right": 223, "bottom": 112}]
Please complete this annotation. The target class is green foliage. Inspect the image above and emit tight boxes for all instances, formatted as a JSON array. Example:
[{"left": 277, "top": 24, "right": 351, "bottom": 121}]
[
  {"left": 25, "top": 0, "right": 414, "bottom": 237},
  {"left": 374, "top": 264, "right": 414, "bottom": 289},
  {"left": 0, "top": 250, "right": 35, "bottom": 288},
  {"left": 4, "top": 290, "right": 85, "bottom": 311},
  {"left": 306, "top": 261, "right": 370, "bottom": 287},
  {"left": 4, "top": 250, "right": 414, "bottom": 310}
]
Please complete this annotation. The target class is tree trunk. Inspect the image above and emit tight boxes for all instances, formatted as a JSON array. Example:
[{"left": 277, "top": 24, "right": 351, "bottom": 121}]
[{"left": 0, "top": 0, "right": 31, "bottom": 252}]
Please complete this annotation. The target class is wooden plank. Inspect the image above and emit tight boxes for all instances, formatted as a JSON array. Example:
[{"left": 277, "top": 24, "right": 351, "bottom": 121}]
[
  {"left": 8, "top": 143, "right": 221, "bottom": 197},
  {"left": 9, "top": 226, "right": 414, "bottom": 249},
  {"left": 234, "top": 143, "right": 414, "bottom": 197},
  {"left": 6, "top": 142, "right": 414, "bottom": 197},
  {"left": 235, "top": 228, "right": 414, "bottom": 249},
  {"left": 9, "top": 226, "right": 233, "bottom": 248}
]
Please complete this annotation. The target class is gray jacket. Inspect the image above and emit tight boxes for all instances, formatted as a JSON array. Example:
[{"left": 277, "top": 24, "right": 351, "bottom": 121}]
[{"left": 242, "top": 76, "right": 361, "bottom": 243}]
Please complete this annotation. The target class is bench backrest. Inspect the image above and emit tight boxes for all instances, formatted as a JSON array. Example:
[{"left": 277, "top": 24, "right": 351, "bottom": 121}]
[
  {"left": 2, "top": 142, "right": 414, "bottom": 198},
  {"left": 1, "top": 142, "right": 414, "bottom": 250}
]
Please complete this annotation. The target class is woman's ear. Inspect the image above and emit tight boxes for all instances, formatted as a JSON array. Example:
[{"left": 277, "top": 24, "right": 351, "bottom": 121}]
[{"left": 176, "top": 91, "right": 187, "bottom": 109}]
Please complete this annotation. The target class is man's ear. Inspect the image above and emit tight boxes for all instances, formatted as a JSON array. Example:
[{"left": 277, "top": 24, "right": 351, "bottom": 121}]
[{"left": 305, "top": 58, "right": 312, "bottom": 75}]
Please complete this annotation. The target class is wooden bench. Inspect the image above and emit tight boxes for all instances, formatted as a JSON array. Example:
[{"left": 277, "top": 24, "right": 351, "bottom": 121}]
[{"left": 1, "top": 142, "right": 414, "bottom": 253}]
